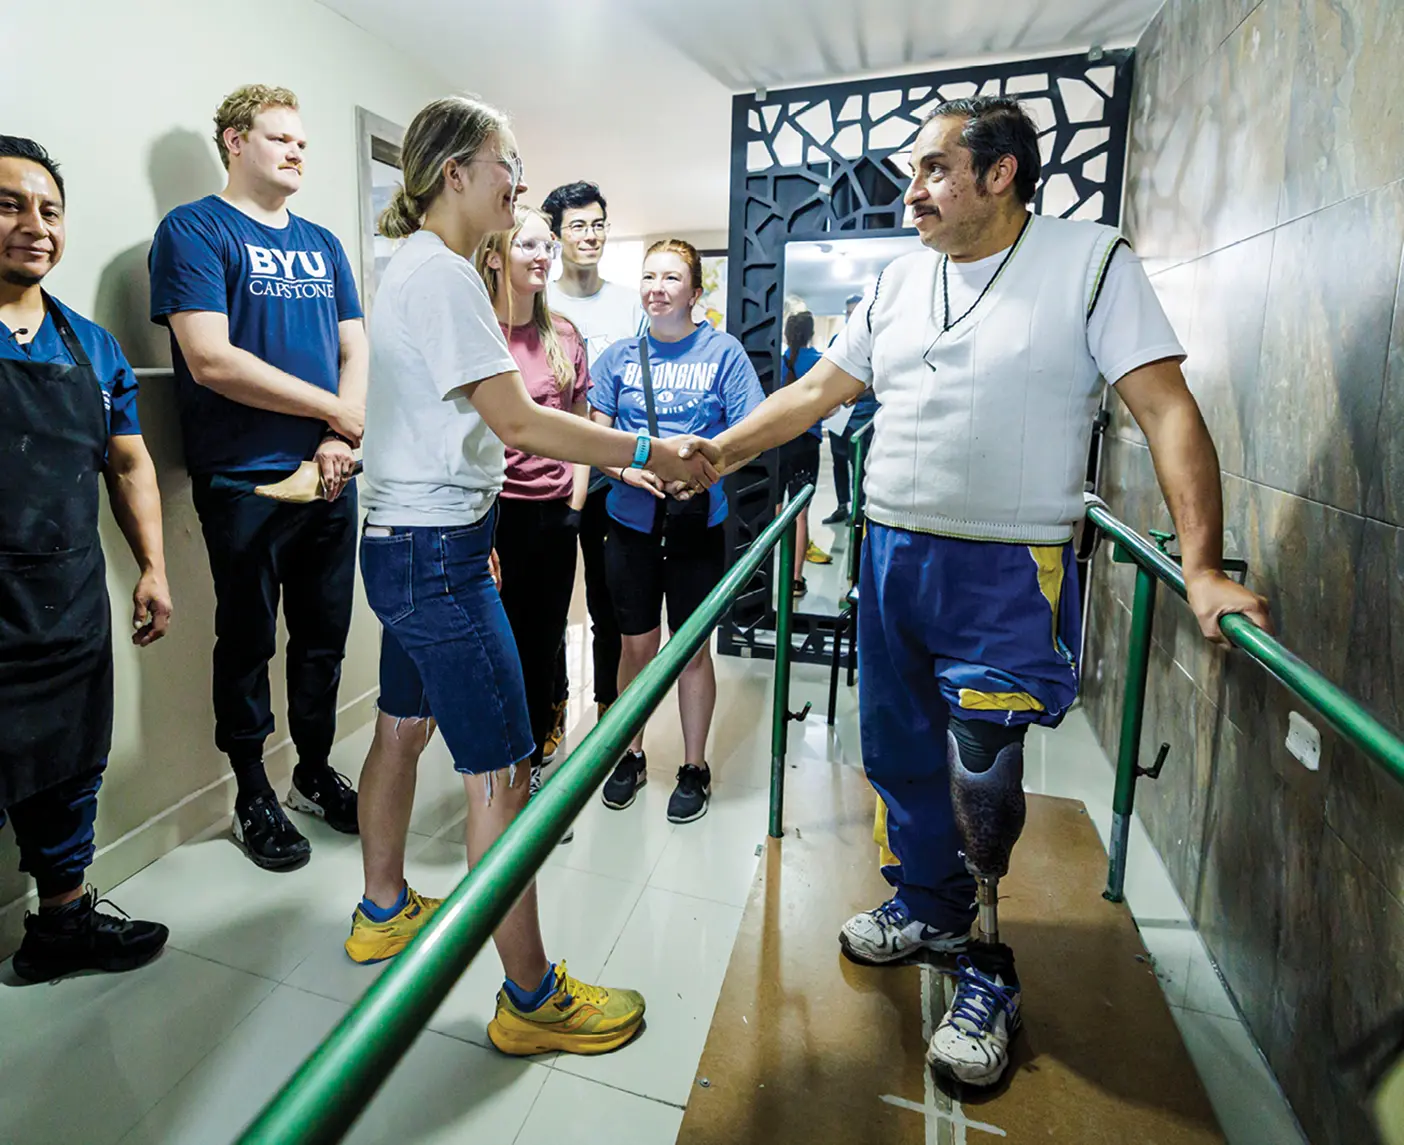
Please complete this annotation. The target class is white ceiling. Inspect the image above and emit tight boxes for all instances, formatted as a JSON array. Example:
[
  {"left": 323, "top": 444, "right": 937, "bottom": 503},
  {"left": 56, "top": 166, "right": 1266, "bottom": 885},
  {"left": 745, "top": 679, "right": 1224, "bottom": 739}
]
[{"left": 320, "top": 0, "right": 1160, "bottom": 237}]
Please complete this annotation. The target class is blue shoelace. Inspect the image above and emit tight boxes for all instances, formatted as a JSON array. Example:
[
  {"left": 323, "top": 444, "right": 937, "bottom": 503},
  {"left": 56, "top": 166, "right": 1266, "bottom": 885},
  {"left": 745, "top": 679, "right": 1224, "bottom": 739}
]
[
  {"left": 871, "top": 899, "right": 910, "bottom": 928},
  {"left": 949, "top": 957, "right": 1018, "bottom": 1033}
]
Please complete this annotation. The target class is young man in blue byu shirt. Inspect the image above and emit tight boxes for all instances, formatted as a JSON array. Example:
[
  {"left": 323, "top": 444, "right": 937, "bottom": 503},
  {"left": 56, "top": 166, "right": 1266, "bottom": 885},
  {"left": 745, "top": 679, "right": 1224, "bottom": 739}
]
[
  {"left": 0, "top": 136, "right": 171, "bottom": 979},
  {"left": 149, "top": 85, "right": 367, "bottom": 871}
]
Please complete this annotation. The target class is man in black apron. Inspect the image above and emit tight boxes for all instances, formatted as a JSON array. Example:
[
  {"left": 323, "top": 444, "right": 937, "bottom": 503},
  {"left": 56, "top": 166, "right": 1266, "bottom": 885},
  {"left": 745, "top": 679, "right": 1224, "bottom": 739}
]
[{"left": 0, "top": 136, "right": 171, "bottom": 981}]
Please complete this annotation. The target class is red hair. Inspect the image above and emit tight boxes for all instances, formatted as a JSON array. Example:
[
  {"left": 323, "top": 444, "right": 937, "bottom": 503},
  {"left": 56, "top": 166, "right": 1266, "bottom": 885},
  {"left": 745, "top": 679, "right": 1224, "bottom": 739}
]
[{"left": 645, "top": 238, "right": 702, "bottom": 291}]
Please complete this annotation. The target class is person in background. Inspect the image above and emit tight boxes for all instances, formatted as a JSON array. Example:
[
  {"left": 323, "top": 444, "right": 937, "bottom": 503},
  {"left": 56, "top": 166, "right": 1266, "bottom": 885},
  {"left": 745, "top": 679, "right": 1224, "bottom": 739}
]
[
  {"left": 778, "top": 308, "right": 831, "bottom": 596},
  {"left": 591, "top": 239, "right": 765, "bottom": 825},
  {"left": 0, "top": 136, "right": 171, "bottom": 980},
  {"left": 345, "top": 95, "right": 715, "bottom": 1053},
  {"left": 695, "top": 96, "right": 1271, "bottom": 1089},
  {"left": 149, "top": 84, "right": 365, "bottom": 871},
  {"left": 823, "top": 292, "right": 878, "bottom": 524},
  {"left": 539, "top": 181, "right": 646, "bottom": 764},
  {"left": 476, "top": 205, "right": 589, "bottom": 846}
]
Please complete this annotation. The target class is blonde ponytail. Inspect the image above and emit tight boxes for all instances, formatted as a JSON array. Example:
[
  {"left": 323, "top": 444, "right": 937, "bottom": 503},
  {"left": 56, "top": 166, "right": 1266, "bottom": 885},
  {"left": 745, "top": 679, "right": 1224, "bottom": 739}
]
[
  {"left": 381, "top": 94, "right": 509, "bottom": 240},
  {"left": 377, "top": 185, "right": 424, "bottom": 239}
]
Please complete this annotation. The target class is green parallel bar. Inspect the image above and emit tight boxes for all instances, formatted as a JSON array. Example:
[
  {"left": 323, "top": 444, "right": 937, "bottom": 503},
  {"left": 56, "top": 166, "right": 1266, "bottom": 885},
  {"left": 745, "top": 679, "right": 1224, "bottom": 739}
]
[
  {"left": 1084, "top": 493, "right": 1404, "bottom": 794},
  {"left": 1105, "top": 561, "right": 1157, "bottom": 902},
  {"left": 769, "top": 510, "right": 802, "bottom": 838},
  {"left": 236, "top": 484, "right": 817, "bottom": 1145}
]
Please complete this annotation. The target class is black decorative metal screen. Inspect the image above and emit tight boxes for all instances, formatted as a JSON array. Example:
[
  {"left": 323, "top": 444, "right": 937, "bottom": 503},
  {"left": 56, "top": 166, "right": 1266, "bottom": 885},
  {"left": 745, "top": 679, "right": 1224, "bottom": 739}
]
[{"left": 718, "top": 49, "right": 1135, "bottom": 662}]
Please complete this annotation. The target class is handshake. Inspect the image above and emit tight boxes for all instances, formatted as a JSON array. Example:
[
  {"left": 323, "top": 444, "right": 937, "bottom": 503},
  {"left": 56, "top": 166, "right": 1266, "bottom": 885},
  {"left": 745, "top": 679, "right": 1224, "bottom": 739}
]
[{"left": 625, "top": 435, "right": 726, "bottom": 501}]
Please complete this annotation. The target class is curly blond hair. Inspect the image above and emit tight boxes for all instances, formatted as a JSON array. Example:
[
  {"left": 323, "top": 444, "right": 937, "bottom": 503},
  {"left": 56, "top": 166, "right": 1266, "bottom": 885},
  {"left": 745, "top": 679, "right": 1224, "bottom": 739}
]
[{"left": 213, "top": 84, "right": 299, "bottom": 169}]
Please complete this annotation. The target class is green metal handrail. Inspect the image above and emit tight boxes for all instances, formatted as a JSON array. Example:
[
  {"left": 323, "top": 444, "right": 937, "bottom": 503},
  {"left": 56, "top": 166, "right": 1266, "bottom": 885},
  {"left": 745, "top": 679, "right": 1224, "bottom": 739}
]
[
  {"left": 1084, "top": 493, "right": 1404, "bottom": 901},
  {"left": 237, "top": 485, "right": 815, "bottom": 1145}
]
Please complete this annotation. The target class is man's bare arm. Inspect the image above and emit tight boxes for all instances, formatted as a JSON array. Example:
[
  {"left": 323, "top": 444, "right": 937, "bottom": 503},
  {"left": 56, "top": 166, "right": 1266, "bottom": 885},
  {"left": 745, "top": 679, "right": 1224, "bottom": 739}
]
[
  {"left": 1115, "top": 358, "right": 1271, "bottom": 640},
  {"left": 103, "top": 434, "right": 172, "bottom": 646},
  {"left": 335, "top": 318, "right": 369, "bottom": 413},
  {"left": 168, "top": 311, "right": 362, "bottom": 443},
  {"left": 707, "top": 357, "right": 866, "bottom": 473}
]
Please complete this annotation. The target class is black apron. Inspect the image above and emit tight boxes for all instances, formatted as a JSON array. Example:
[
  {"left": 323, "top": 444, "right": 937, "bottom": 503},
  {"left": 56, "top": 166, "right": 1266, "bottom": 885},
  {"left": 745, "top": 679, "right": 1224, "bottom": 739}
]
[{"left": 0, "top": 299, "right": 114, "bottom": 809}]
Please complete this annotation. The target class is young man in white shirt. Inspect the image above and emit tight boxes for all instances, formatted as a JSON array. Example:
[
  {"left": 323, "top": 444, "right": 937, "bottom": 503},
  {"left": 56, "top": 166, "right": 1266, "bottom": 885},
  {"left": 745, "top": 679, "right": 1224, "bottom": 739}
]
[
  {"left": 540, "top": 182, "right": 647, "bottom": 751},
  {"left": 698, "top": 97, "right": 1272, "bottom": 1089}
]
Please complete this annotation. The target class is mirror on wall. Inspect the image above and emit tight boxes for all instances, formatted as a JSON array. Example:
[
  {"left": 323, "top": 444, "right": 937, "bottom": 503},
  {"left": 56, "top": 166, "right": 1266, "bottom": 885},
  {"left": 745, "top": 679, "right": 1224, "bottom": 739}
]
[
  {"left": 355, "top": 108, "right": 406, "bottom": 320},
  {"left": 779, "top": 234, "right": 925, "bottom": 621}
]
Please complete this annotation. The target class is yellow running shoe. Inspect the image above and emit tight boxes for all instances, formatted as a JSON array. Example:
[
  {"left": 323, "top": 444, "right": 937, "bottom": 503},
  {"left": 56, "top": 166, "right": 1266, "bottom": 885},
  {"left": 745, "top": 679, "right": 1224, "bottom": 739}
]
[
  {"left": 805, "top": 540, "right": 833, "bottom": 565},
  {"left": 343, "top": 886, "right": 443, "bottom": 964},
  {"left": 488, "top": 961, "right": 645, "bottom": 1056},
  {"left": 542, "top": 699, "right": 568, "bottom": 762}
]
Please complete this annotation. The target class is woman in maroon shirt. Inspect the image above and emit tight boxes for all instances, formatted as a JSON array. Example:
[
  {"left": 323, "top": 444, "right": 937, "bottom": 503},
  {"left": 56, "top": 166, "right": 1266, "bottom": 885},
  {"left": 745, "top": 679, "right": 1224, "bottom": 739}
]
[{"left": 478, "top": 206, "right": 589, "bottom": 836}]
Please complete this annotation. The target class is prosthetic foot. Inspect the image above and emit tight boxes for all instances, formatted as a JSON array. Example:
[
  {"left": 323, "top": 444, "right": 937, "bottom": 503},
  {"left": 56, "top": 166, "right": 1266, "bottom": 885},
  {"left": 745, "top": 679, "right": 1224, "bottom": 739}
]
[
  {"left": 254, "top": 459, "right": 363, "bottom": 503},
  {"left": 947, "top": 726, "right": 1026, "bottom": 946}
]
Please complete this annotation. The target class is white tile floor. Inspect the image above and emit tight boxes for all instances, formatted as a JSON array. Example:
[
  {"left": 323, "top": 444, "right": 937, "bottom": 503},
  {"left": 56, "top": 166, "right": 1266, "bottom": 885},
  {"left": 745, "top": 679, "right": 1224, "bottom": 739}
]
[{"left": 0, "top": 458, "right": 1309, "bottom": 1145}]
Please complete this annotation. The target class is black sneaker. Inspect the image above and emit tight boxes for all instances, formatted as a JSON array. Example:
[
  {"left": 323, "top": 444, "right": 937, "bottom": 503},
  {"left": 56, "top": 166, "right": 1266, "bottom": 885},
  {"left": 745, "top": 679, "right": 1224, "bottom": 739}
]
[
  {"left": 822, "top": 505, "right": 851, "bottom": 525},
  {"left": 288, "top": 766, "right": 359, "bottom": 834},
  {"left": 11, "top": 889, "right": 169, "bottom": 982},
  {"left": 234, "top": 792, "right": 312, "bottom": 871},
  {"left": 667, "top": 764, "right": 712, "bottom": 824},
  {"left": 602, "top": 749, "right": 648, "bottom": 810}
]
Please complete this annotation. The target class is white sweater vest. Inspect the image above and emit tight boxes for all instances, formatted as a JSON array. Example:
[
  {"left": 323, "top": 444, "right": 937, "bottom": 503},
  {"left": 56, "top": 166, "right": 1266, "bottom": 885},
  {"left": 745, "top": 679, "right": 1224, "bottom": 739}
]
[{"left": 862, "top": 214, "right": 1123, "bottom": 544}]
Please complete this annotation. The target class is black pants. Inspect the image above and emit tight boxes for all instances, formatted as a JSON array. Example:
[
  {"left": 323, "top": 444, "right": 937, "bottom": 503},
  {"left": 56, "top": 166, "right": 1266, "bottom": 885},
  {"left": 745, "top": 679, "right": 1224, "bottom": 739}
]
[
  {"left": 496, "top": 498, "right": 579, "bottom": 769},
  {"left": 830, "top": 427, "right": 853, "bottom": 508},
  {"left": 1, "top": 768, "right": 103, "bottom": 899},
  {"left": 578, "top": 485, "right": 621, "bottom": 706},
  {"left": 191, "top": 471, "right": 357, "bottom": 772}
]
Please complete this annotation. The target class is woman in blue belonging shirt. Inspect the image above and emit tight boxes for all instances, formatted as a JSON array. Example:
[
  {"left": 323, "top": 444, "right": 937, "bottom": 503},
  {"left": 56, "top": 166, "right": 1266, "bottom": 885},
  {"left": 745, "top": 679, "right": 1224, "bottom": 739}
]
[
  {"left": 589, "top": 239, "right": 763, "bottom": 825},
  {"left": 778, "top": 309, "right": 831, "bottom": 595}
]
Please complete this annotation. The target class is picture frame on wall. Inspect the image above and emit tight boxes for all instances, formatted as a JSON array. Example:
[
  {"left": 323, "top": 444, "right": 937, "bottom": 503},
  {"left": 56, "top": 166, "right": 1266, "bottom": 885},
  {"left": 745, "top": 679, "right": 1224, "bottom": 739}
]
[
  {"left": 355, "top": 107, "right": 406, "bottom": 320},
  {"left": 698, "top": 248, "right": 727, "bottom": 331}
]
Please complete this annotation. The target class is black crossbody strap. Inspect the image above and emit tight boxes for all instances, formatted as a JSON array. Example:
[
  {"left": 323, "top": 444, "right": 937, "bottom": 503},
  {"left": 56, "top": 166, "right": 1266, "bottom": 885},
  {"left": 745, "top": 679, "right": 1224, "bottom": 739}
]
[{"left": 638, "top": 337, "right": 661, "bottom": 438}]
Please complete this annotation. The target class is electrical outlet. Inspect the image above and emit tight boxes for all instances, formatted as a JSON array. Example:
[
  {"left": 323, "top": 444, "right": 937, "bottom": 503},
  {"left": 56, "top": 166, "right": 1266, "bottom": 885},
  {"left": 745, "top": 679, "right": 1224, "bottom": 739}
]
[{"left": 1286, "top": 711, "right": 1321, "bottom": 771}]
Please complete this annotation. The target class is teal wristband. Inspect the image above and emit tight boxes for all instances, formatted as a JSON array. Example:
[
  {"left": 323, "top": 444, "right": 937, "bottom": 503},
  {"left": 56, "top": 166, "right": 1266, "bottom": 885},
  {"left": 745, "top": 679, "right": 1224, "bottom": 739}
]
[{"left": 632, "top": 433, "right": 652, "bottom": 468}]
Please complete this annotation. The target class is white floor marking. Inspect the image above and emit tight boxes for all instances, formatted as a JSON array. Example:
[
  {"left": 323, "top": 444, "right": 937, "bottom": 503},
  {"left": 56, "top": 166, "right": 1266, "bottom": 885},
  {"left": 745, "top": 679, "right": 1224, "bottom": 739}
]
[{"left": 879, "top": 1093, "right": 1008, "bottom": 1139}]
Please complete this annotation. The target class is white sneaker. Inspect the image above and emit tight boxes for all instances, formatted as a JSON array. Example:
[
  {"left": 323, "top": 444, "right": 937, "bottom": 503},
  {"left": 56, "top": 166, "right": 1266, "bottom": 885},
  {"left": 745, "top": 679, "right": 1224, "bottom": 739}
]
[
  {"left": 927, "top": 956, "right": 1022, "bottom": 1087},
  {"left": 838, "top": 899, "right": 971, "bottom": 965},
  {"left": 528, "top": 761, "right": 574, "bottom": 845}
]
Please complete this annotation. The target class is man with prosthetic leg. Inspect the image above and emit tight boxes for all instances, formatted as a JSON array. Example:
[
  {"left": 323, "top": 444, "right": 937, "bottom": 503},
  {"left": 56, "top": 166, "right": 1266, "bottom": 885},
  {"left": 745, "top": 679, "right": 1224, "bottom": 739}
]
[{"left": 698, "top": 96, "right": 1271, "bottom": 1089}]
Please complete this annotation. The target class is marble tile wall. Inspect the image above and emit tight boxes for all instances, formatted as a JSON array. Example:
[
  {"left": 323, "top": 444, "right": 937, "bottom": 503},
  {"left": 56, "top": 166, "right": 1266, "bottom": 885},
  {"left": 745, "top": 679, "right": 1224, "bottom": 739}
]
[{"left": 1084, "top": 2, "right": 1404, "bottom": 1142}]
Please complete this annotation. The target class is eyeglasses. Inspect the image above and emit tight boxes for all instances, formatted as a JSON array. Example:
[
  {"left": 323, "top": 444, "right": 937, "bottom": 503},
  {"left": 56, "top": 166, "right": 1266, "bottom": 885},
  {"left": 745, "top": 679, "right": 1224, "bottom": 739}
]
[
  {"left": 562, "top": 220, "right": 610, "bottom": 238},
  {"left": 513, "top": 238, "right": 562, "bottom": 260},
  {"left": 468, "top": 153, "right": 524, "bottom": 187}
]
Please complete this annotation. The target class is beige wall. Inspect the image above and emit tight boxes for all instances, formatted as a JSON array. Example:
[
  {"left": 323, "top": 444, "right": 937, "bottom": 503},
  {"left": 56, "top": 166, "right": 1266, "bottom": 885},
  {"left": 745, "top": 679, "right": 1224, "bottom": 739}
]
[{"left": 0, "top": 0, "right": 451, "bottom": 949}]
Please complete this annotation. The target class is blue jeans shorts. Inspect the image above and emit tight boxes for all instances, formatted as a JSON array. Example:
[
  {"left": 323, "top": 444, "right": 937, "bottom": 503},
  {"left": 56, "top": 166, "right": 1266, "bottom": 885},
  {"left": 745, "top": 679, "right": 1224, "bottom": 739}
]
[{"left": 359, "top": 506, "right": 534, "bottom": 775}]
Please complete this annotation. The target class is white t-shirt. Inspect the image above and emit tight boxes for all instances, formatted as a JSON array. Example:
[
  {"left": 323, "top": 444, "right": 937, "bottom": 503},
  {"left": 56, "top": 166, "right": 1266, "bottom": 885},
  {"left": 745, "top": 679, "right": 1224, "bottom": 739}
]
[
  {"left": 361, "top": 230, "right": 518, "bottom": 527},
  {"left": 825, "top": 216, "right": 1186, "bottom": 543},
  {"left": 547, "top": 279, "right": 646, "bottom": 366},
  {"left": 840, "top": 241, "right": 1181, "bottom": 389}
]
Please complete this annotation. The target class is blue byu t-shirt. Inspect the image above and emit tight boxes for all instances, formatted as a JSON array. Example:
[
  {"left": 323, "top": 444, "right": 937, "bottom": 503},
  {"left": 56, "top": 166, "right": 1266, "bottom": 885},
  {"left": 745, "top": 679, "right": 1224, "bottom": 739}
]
[
  {"left": 590, "top": 323, "right": 764, "bottom": 531},
  {"left": 148, "top": 195, "right": 362, "bottom": 475},
  {"left": 0, "top": 295, "right": 141, "bottom": 442}
]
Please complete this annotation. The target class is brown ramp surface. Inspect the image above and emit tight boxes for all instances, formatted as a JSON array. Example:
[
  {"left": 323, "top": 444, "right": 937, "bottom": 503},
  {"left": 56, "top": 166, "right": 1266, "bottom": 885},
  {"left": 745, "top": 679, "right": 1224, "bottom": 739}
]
[{"left": 678, "top": 756, "right": 1224, "bottom": 1145}]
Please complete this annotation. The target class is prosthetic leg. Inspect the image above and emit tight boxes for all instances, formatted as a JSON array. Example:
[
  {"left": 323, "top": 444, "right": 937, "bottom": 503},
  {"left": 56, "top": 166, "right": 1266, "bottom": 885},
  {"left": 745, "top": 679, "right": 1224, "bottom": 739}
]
[
  {"left": 925, "top": 724, "right": 1026, "bottom": 1088},
  {"left": 947, "top": 724, "right": 1026, "bottom": 945}
]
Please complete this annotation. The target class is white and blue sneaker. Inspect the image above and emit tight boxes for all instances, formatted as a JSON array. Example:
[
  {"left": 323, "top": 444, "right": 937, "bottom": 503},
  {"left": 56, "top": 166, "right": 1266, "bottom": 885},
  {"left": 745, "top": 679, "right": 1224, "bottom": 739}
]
[
  {"left": 927, "top": 954, "right": 1022, "bottom": 1087},
  {"left": 838, "top": 899, "right": 971, "bottom": 965}
]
